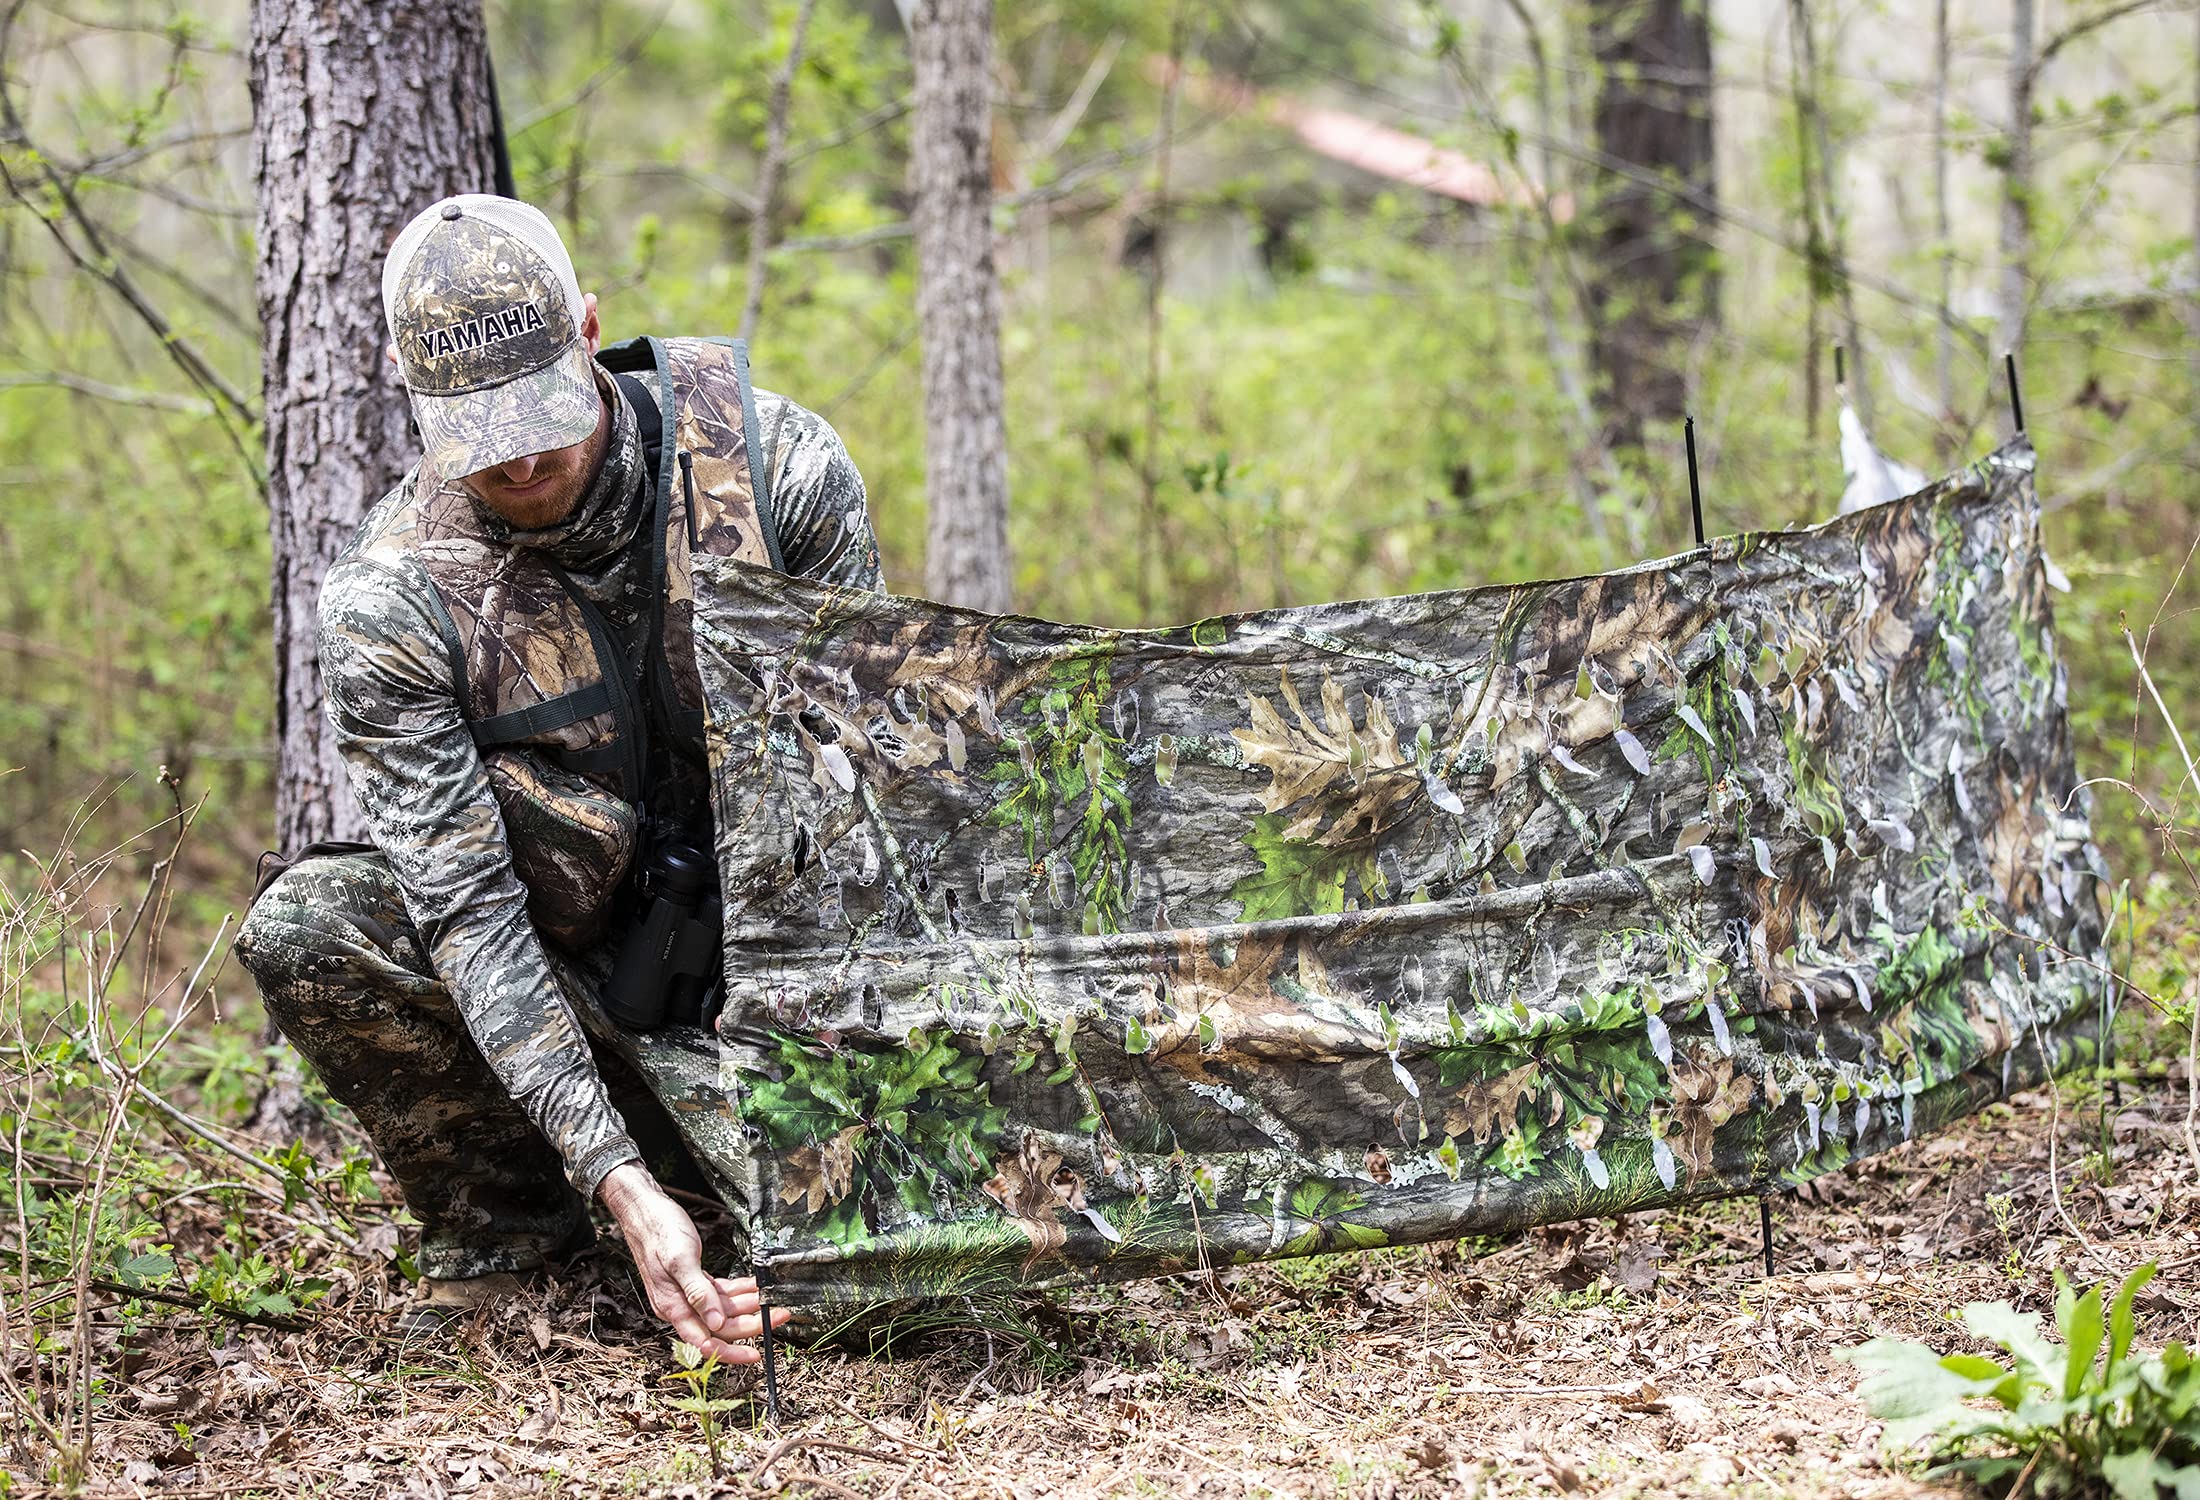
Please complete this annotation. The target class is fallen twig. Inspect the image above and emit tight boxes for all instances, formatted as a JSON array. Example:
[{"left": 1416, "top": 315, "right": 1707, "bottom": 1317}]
[
  {"left": 82, "top": 1277, "right": 310, "bottom": 1333},
  {"left": 831, "top": 1396, "right": 947, "bottom": 1458},
  {"left": 771, "top": 1467, "right": 871, "bottom": 1500}
]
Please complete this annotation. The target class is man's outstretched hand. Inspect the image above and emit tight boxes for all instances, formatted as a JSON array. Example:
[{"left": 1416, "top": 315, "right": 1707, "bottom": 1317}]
[{"left": 597, "top": 1162, "right": 789, "bottom": 1362}]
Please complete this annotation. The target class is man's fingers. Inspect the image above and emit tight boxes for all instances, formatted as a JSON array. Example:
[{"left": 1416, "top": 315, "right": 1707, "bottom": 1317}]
[
  {"left": 641, "top": 1258, "right": 781, "bottom": 1354},
  {"left": 676, "top": 1267, "right": 725, "bottom": 1330},
  {"left": 718, "top": 1305, "right": 794, "bottom": 1342},
  {"left": 710, "top": 1278, "right": 764, "bottom": 1314},
  {"left": 680, "top": 1330, "right": 761, "bottom": 1364},
  {"left": 665, "top": 1306, "right": 716, "bottom": 1352},
  {"left": 653, "top": 1296, "right": 788, "bottom": 1359}
]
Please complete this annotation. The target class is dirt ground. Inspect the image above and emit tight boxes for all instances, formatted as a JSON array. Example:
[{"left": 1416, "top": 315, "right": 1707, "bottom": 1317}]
[{"left": 20, "top": 1069, "right": 2197, "bottom": 1499}]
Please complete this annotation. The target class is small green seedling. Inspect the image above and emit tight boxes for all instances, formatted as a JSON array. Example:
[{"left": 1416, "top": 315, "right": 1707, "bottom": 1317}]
[{"left": 662, "top": 1342, "right": 740, "bottom": 1477}]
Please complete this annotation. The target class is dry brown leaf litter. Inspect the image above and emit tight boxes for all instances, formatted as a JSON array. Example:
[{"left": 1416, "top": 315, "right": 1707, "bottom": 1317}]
[{"left": 10, "top": 1078, "right": 2197, "bottom": 1500}]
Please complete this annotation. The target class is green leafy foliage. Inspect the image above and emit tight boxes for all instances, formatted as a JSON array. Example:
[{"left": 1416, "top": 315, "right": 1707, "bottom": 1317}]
[
  {"left": 1230, "top": 812, "right": 1369, "bottom": 921},
  {"left": 745, "top": 1028, "right": 1007, "bottom": 1245},
  {"left": 1846, "top": 1263, "right": 2200, "bottom": 1496},
  {"left": 3, "top": 812, "right": 376, "bottom": 1486},
  {"left": 189, "top": 1246, "right": 331, "bottom": 1320},
  {"left": 6, "top": 1022, "right": 347, "bottom": 1327},
  {"left": 981, "top": 656, "right": 1134, "bottom": 934},
  {"left": 1278, "top": 1179, "right": 1386, "bottom": 1256}
]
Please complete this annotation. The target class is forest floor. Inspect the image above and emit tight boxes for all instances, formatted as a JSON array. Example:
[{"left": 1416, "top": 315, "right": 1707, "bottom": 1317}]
[{"left": 22, "top": 1059, "right": 2199, "bottom": 1500}]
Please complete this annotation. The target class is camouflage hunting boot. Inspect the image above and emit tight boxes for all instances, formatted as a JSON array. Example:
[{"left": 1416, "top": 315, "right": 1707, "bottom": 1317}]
[{"left": 395, "top": 1271, "right": 530, "bottom": 1339}]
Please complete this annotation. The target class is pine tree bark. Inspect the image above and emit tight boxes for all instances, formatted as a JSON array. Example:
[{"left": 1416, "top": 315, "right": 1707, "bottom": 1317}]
[
  {"left": 250, "top": 0, "right": 502, "bottom": 853},
  {"left": 910, "top": 0, "right": 1013, "bottom": 612},
  {"left": 1586, "top": 0, "right": 1718, "bottom": 449}
]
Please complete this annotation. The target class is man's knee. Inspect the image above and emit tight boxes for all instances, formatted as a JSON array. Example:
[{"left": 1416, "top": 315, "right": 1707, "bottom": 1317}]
[{"left": 235, "top": 856, "right": 424, "bottom": 1019}]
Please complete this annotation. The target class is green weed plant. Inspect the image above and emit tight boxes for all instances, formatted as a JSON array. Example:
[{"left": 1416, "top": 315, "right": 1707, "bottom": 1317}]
[{"left": 1846, "top": 1263, "right": 2200, "bottom": 1497}]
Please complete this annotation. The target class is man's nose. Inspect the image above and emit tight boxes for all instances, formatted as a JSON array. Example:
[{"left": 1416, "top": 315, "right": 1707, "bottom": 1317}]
[{"left": 498, "top": 453, "right": 540, "bottom": 484}]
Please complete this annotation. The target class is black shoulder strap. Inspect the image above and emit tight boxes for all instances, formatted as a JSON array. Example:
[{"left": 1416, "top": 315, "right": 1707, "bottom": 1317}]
[
  {"left": 612, "top": 371, "right": 663, "bottom": 486},
  {"left": 542, "top": 565, "right": 650, "bottom": 807},
  {"left": 601, "top": 343, "right": 703, "bottom": 777},
  {"left": 602, "top": 340, "right": 778, "bottom": 777}
]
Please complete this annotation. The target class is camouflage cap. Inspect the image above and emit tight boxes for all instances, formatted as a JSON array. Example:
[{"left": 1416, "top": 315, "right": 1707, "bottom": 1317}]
[{"left": 382, "top": 195, "right": 600, "bottom": 479}]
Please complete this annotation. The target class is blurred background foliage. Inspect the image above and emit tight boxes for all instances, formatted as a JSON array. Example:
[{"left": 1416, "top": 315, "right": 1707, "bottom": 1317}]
[{"left": 0, "top": 0, "right": 2195, "bottom": 933}]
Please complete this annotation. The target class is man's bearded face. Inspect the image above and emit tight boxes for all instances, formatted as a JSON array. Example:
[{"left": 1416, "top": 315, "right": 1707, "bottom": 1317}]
[{"left": 462, "top": 413, "right": 603, "bottom": 530}]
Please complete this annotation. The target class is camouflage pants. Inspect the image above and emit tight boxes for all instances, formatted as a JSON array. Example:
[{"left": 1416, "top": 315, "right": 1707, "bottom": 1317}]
[{"left": 235, "top": 851, "right": 676, "bottom": 1280}]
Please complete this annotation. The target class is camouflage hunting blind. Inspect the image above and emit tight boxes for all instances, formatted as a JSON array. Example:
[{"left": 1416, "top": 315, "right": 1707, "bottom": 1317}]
[{"left": 606, "top": 440, "right": 2112, "bottom": 1311}]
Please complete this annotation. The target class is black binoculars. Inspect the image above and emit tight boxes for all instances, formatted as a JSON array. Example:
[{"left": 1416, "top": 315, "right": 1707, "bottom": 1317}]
[{"left": 600, "top": 840, "right": 722, "bottom": 1031}]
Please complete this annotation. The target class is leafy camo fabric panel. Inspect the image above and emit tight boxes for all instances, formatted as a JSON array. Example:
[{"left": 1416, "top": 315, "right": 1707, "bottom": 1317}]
[{"left": 683, "top": 442, "right": 2110, "bottom": 1308}]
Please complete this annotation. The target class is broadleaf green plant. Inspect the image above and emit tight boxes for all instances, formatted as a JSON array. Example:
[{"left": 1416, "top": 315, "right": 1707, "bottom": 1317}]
[
  {"left": 661, "top": 1343, "right": 738, "bottom": 1479},
  {"left": 1843, "top": 1263, "right": 2200, "bottom": 1496}
]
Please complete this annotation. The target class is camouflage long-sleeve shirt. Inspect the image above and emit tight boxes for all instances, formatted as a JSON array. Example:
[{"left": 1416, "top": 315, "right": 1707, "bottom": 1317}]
[{"left": 318, "top": 367, "right": 881, "bottom": 1198}]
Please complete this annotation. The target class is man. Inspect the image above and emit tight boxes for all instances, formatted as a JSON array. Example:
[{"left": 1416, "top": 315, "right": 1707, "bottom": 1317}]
[{"left": 236, "top": 194, "right": 881, "bottom": 1359}]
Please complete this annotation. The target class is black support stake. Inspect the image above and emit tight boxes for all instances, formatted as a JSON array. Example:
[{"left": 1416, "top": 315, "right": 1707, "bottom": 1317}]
[
  {"left": 1760, "top": 1195, "right": 1775, "bottom": 1279},
  {"left": 1833, "top": 344, "right": 1846, "bottom": 390},
  {"left": 2005, "top": 351, "right": 2026, "bottom": 436},
  {"left": 757, "top": 1272, "right": 782, "bottom": 1426},
  {"left": 1684, "top": 415, "right": 1707, "bottom": 551}
]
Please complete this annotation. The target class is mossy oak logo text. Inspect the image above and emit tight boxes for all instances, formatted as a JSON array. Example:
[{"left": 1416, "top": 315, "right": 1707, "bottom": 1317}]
[{"left": 414, "top": 303, "right": 549, "bottom": 361}]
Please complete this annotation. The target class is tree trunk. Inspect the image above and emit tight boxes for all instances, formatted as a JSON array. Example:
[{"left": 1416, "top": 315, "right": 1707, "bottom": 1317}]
[
  {"left": 1997, "top": 0, "right": 2035, "bottom": 370},
  {"left": 910, "top": 0, "right": 1013, "bottom": 612},
  {"left": 1585, "top": 0, "right": 1718, "bottom": 449},
  {"left": 1495, "top": 0, "right": 1617, "bottom": 550},
  {"left": 248, "top": 0, "right": 501, "bottom": 1142},
  {"left": 250, "top": 0, "right": 503, "bottom": 854}
]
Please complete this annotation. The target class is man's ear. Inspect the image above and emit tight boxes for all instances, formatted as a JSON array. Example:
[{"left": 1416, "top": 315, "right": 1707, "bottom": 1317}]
[
  {"left": 580, "top": 292, "right": 601, "bottom": 357},
  {"left": 385, "top": 342, "right": 400, "bottom": 370}
]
